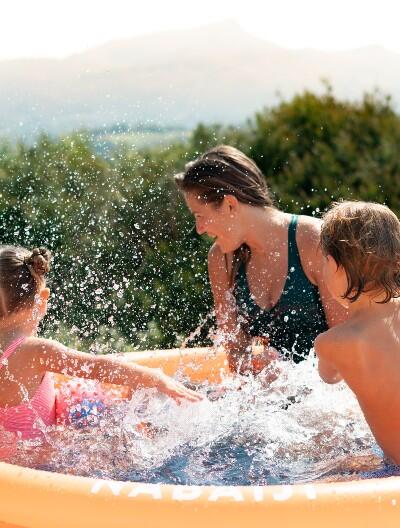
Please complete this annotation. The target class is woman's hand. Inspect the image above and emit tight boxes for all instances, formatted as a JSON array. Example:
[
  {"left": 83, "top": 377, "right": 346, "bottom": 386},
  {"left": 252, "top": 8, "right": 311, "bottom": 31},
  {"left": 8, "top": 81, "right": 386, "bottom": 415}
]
[
  {"left": 255, "top": 351, "right": 283, "bottom": 386},
  {"left": 150, "top": 369, "right": 204, "bottom": 404},
  {"left": 251, "top": 344, "right": 281, "bottom": 375},
  {"left": 227, "top": 338, "right": 282, "bottom": 377}
]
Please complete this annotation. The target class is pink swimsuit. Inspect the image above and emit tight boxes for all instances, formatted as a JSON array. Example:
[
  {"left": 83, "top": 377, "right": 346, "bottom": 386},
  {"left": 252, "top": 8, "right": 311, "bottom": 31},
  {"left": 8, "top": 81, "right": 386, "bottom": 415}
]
[{"left": 0, "top": 337, "right": 56, "bottom": 440}]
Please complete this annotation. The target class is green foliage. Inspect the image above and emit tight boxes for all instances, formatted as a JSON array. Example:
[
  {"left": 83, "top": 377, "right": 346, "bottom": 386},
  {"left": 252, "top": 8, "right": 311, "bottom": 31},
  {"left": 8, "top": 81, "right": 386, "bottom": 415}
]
[
  {"left": 0, "top": 89, "right": 399, "bottom": 351},
  {"left": 248, "top": 90, "right": 400, "bottom": 214}
]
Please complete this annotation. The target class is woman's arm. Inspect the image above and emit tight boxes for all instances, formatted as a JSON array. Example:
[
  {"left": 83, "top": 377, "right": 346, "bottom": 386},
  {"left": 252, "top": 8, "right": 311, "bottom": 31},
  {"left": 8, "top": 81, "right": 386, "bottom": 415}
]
[
  {"left": 208, "top": 244, "right": 282, "bottom": 375},
  {"left": 30, "top": 338, "right": 203, "bottom": 403},
  {"left": 208, "top": 243, "right": 252, "bottom": 373}
]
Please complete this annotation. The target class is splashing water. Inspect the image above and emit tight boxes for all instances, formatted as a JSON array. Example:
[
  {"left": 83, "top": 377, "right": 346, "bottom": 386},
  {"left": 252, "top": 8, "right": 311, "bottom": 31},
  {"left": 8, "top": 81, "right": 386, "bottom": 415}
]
[
  {"left": 180, "top": 309, "right": 215, "bottom": 348},
  {"left": 6, "top": 354, "right": 397, "bottom": 485}
]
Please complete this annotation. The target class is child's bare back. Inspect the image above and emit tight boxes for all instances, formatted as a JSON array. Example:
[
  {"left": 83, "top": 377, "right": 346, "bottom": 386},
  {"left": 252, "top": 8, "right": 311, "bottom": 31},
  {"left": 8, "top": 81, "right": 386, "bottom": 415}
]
[{"left": 317, "top": 299, "right": 400, "bottom": 463}]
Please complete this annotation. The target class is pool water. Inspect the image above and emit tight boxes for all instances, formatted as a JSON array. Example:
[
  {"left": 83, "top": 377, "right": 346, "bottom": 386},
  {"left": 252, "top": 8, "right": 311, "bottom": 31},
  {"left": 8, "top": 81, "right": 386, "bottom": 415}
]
[{"left": 5, "top": 354, "right": 400, "bottom": 485}]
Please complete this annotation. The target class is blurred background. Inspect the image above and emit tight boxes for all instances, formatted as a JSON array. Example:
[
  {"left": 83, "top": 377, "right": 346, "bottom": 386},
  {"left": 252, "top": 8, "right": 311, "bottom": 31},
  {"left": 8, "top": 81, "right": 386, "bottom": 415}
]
[{"left": 1, "top": 0, "right": 400, "bottom": 351}]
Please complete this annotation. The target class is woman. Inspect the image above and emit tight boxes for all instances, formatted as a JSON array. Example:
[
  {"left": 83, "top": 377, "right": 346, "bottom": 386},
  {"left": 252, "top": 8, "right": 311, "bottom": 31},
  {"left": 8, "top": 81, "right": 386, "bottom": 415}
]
[{"left": 175, "top": 145, "right": 347, "bottom": 374}]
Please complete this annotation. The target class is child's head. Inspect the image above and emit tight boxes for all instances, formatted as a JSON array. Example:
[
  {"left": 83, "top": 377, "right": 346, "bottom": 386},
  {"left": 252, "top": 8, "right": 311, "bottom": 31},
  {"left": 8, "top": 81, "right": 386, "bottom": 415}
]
[
  {"left": 321, "top": 201, "right": 400, "bottom": 304},
  {"left": 0, "top": 246, "right": 51, "bottom": 325}
]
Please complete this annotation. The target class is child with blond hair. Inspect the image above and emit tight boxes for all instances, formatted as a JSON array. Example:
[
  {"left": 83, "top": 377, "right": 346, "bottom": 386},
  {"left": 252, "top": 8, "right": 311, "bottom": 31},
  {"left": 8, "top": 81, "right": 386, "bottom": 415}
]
[{"left": 315, "top": 201, "right": 400, "bottom": 463}]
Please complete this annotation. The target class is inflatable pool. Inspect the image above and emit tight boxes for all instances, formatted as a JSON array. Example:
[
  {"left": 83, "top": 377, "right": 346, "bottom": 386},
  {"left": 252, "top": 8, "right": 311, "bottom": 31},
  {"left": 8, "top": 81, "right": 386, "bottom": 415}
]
[{"left": 1, "top": 347, "right": 400, "bottom": 528}]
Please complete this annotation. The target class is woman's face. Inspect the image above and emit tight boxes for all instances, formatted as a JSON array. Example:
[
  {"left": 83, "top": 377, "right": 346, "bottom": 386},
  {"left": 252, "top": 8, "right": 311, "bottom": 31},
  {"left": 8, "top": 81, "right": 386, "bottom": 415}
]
[{"left": 184, "top": 191, "right": 244, "bottom": 253}]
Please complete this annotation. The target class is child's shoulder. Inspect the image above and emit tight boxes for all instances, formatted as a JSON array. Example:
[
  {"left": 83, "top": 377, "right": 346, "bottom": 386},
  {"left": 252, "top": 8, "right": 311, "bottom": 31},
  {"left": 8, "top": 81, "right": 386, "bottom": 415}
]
[
  {"left": 21, "top": 336, "right": 66, "bottom": 355},
  {"left": 315, "top": 320, "right": 364, "bottom": 356}
]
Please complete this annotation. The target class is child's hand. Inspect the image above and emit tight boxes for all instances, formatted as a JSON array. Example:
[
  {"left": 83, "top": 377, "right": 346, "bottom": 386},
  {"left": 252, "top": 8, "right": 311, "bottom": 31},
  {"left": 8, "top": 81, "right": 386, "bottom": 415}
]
[{"left": 151, "top": 370, "right": 204, "bottom": 404}]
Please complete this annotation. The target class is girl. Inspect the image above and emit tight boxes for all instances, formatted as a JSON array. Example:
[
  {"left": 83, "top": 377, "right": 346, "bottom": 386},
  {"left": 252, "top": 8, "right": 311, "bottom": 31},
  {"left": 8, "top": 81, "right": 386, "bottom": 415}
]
[
  {"left": 175, "top": 145, "right": 347, "bottom": 374},
  {"left": 0, "top": 245, "right": 202, "bottom": 443}
]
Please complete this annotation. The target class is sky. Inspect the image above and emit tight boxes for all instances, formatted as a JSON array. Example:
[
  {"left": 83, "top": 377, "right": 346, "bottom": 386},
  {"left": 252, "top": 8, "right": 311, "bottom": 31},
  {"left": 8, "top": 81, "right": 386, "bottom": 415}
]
[{"left": 2, "top": 0, "right": 400, "bottom": 60}]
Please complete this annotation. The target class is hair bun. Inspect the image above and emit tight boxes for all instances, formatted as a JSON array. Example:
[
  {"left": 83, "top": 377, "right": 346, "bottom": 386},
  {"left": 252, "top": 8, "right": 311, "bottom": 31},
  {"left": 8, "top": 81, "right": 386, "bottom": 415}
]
[{"left": 24, "top": 247, "right": 51, "bottom": 276}]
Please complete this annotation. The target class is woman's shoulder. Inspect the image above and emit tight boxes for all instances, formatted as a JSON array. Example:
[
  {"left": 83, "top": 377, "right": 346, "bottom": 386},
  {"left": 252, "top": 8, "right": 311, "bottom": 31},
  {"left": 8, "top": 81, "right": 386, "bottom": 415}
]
[
  {"left": 295, "top": 214, "right": 323, "bottom": 280},
  {"left": 296, "top": 214, "right": 322, "bottom": 246}
]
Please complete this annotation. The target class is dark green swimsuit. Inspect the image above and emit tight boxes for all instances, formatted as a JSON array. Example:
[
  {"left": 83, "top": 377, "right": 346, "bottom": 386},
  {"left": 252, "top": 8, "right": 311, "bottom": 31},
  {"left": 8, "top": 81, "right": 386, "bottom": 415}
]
[{"left": 234, "top": 214, "right": 328, "bottom": 363}]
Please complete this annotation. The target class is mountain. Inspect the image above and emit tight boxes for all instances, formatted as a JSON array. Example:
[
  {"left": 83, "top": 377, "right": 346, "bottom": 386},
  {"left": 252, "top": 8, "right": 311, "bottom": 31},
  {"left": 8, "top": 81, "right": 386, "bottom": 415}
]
[{"left": 1, "top": 20, "right": 399, "bottom": 139}]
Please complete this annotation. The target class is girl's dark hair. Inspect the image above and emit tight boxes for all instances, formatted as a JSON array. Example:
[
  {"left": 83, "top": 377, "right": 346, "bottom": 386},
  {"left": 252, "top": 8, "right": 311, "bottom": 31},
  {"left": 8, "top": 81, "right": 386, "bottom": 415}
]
[
  {"left": 321, "top": 201, "right": 400, "bottom": 303},
  {"left": 0, "top": 246, "right": 51, "bottom": 319},
  {"left": 175, "top": 145, "right": 275, "bottom": 285}
]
